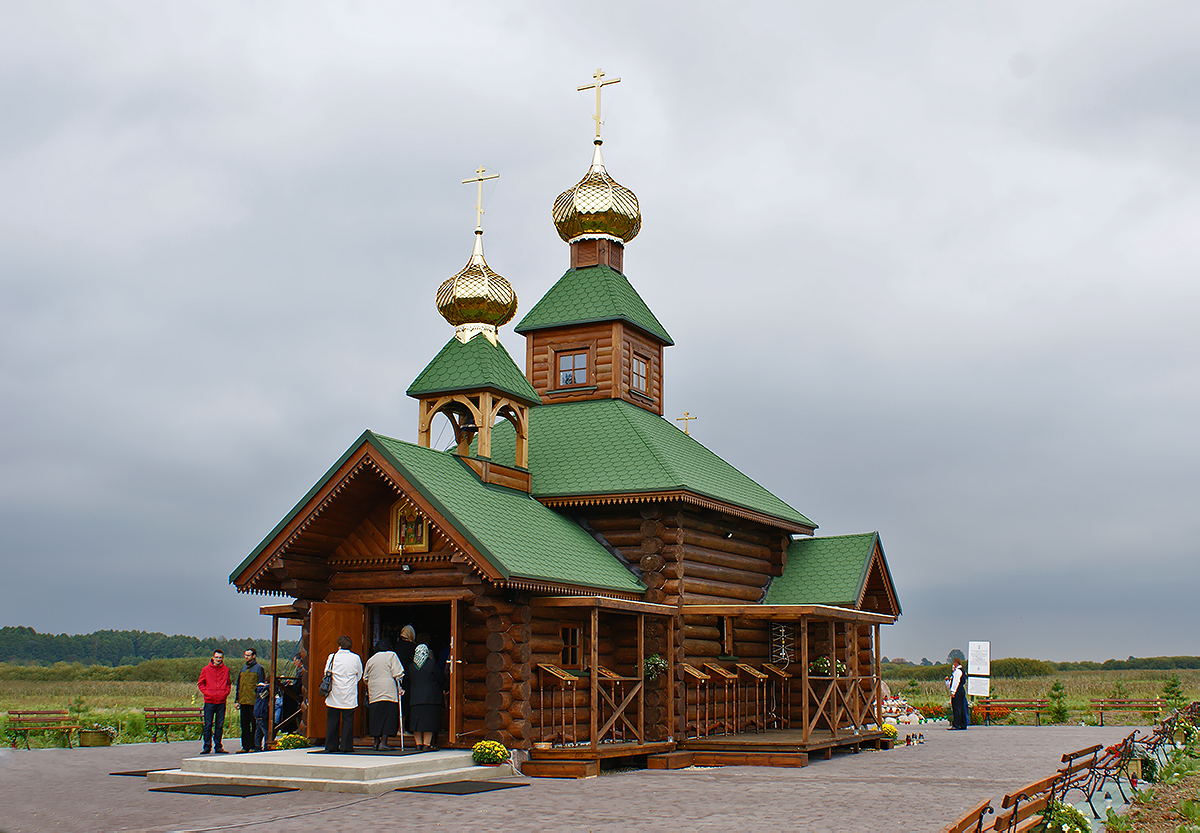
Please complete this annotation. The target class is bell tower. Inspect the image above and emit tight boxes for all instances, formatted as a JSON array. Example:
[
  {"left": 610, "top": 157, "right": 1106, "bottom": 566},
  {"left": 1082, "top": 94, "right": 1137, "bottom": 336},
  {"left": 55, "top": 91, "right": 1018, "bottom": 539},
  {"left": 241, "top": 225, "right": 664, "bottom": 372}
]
[
  {"left": 516, "top": 69, "right": 673, "bottom": 414},
  {"left": 407, "top": 168, "right": 541, "bottom": 479}
]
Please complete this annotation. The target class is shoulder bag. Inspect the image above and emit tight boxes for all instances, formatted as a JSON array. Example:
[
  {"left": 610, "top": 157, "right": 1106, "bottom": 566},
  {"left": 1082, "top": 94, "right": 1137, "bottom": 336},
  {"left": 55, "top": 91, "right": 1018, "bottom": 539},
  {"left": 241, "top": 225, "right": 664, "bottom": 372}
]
[{"left": 319, "top": 655, "right": 334, "bottom": 695}]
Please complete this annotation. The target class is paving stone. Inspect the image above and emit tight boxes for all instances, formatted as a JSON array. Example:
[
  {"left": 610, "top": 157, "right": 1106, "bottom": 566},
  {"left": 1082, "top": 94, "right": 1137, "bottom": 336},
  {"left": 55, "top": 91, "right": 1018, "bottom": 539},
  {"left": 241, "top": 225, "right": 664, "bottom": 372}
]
[{"left": 0, "top": 725, "right": 1141, "bottom": 832}]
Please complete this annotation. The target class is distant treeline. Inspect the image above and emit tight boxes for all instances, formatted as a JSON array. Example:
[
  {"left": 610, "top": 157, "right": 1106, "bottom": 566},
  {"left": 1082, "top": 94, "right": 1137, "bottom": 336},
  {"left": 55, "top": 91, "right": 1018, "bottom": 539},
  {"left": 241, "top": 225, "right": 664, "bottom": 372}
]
[
  {"left": 883, "top": 656, "right": 1200, "bottom": 680},
  {"left": 0, "top": 626, "right": 298, "bottom": 667}
]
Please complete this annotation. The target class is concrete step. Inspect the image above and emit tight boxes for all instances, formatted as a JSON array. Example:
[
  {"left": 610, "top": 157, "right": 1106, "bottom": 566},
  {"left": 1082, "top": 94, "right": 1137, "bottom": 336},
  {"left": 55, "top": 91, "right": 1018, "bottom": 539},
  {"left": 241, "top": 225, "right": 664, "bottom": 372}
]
[{"left": 147, "top": 748, "right": 517, "bottom": 794}]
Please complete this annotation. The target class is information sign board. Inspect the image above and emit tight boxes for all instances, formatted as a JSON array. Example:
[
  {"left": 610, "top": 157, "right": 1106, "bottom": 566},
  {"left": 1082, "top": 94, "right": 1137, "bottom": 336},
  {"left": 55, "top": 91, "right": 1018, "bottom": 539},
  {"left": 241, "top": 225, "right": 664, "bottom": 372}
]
[
  {"left": 968, "top": 641, "right": 990, "bottom": 676},
  {"left": 967, "top": 675, "right": 990, "bottom": 697}
]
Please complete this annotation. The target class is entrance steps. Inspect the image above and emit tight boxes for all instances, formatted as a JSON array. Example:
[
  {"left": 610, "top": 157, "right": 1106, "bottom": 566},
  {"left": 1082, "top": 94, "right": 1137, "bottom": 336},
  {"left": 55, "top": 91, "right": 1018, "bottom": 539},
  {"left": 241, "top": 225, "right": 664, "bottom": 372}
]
[
  {"left": 648, "top": 749, "right": 808, "bottom": 768},
  {"left": 147, "top": 748, "right": 516, "bottom": 794}
]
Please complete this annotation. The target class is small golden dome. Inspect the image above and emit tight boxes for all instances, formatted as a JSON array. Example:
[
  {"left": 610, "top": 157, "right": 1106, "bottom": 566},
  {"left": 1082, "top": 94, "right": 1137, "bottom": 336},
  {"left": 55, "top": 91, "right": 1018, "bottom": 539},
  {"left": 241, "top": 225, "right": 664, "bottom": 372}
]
[
  {"left": 436, "top": 231, "right": 518, "bottom": 332},
  {"left": 553, "top": 140, "right": 641, "bottom": 244}
]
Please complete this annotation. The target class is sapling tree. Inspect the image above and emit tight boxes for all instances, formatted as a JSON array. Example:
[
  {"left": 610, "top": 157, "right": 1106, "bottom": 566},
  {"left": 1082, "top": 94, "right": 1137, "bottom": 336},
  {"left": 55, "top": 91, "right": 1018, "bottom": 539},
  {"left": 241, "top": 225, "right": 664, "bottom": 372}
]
[
  {"left": 1047, "top": 679, "right": 1070, "bottom": 723},
  {"left": 1162, "top": 673, "right": 1185, "bottom": 709}
]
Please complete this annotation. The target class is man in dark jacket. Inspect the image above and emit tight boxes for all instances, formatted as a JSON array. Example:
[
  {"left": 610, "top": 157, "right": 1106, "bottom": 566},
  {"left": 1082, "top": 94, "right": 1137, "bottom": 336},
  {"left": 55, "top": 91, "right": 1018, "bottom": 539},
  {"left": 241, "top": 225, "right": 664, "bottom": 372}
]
[
  {"left": 235, "top": 648, "right": 267, "bottom": 752},
  {"left": 197, "top": 650, "right": 231, "bottom": 754}
]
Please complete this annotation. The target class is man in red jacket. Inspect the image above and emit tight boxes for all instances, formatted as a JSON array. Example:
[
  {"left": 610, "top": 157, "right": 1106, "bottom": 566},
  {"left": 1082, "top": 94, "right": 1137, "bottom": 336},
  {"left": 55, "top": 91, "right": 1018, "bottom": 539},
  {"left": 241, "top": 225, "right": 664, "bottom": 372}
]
[{"left": 197, "top": 650, "right": 231, "bottom": 754}]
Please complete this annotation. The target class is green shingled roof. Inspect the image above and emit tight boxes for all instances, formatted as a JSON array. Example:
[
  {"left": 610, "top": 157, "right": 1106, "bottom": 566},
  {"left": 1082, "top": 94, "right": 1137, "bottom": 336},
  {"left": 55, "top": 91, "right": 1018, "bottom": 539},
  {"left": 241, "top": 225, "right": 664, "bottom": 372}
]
[
  {"left": 484, "top": 398, "right": 814, "bottom": 529},
  {"left": 515, "top": 265, "right": 674, "bottom": 345},
  {"left": 407, "top": 332, "right": 541, "bottom": 406},
  {"left": 765, "top": 532, "right": 896, "bottom": 609},
  {"left": 231, "top": 431, "right": 643, "bottom": 594}
]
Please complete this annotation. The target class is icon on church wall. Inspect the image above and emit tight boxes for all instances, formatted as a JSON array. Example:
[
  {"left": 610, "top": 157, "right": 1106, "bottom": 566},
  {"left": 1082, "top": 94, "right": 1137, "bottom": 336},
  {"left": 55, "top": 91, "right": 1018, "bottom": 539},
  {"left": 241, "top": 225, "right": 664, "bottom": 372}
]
[{"left": 390, "top": 502, "right": 430, "bottom": 554}]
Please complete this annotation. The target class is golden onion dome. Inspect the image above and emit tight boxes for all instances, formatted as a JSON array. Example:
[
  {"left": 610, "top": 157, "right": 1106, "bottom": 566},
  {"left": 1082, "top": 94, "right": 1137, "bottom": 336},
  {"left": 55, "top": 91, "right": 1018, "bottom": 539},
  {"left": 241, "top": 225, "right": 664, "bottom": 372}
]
[
  {"left": 436, "top": 231, "right": 518, "bottom": 332},
  {"left": 553, "top": 140, "right": 641, "bottom": 243}
]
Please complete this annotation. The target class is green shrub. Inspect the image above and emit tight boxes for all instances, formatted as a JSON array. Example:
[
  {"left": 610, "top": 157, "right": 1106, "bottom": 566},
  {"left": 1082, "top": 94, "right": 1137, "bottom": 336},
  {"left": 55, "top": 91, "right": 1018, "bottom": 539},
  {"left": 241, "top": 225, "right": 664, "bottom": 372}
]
[
  {"left": 121, "top": 712, "right": 146, "bottom": 740},
  {"left": 1047, "top": 679, "right": 1069, "bottom": 723}
]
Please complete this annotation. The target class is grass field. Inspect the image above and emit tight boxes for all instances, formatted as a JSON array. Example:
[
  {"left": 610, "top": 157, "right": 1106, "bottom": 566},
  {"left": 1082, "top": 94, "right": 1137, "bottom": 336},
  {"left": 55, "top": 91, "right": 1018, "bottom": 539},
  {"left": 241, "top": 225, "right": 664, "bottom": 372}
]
[
  {"left": 0, "top": 681, "right": 206, "bottom": 746},
  {"left": 888, "top": 669, "right": 1200, "bottom": 724}
]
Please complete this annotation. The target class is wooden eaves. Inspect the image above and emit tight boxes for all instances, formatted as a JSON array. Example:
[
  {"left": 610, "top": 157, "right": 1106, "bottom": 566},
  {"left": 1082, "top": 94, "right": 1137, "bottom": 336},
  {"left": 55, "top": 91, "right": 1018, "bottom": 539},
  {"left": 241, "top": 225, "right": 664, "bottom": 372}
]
[{"left": 682, "top": 603, "right": 896, "bottom": 625}]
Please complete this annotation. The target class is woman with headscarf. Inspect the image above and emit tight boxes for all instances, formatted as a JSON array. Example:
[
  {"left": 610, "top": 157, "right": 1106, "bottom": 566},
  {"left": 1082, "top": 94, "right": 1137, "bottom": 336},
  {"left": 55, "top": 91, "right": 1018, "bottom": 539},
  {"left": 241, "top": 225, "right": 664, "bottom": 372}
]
[
  {"left": 397, "top": 625, "right": 416, "bottom": 734},
  {"left": 363, "top": 637, "right": 404, "bottom": 751},
  {"left": 406, "top": 633, "right": 444, "bottom": 751}
]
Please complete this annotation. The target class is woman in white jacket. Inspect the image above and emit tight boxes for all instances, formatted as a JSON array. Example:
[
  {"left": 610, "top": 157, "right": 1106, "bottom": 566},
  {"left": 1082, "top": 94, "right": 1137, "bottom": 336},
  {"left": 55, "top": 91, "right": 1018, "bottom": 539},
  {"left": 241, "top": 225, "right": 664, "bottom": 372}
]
[{"left": 323, "top": 635, "right": 363, "bottom": 753}]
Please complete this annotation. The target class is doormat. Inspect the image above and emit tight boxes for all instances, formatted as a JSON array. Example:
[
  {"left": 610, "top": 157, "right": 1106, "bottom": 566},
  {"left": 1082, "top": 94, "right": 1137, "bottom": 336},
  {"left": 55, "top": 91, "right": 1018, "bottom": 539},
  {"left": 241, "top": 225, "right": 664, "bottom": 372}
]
[
  {"left": 308, "top": 748, "right": 423, "bottom": 756},
  {"left": 150, "top": 784, "right": 298, "bottom": 797},
  {"left": 110, "top": 770, "right": 155, "bottom": 777},
  {"left": 397, "top": 780, "right": 528, "bottom": 795}
]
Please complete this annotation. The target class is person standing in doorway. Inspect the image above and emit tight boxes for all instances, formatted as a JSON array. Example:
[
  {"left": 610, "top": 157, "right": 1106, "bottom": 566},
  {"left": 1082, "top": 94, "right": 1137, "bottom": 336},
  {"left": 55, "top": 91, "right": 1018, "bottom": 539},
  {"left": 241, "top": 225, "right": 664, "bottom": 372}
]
[
  {"left": 324, "top": 635, "right": 364, "bottom": 753},
  {"left": 197, "top": 650, "right": 231, "bottom": 754},
  {"left": 364, "top": 638, "right": 404, "bottom": 751},
  {"left": 235, "top": 648, "right": 266, "bottom": 751},
  {"left": 407, "top": 633, "right": 444, "bottom": 751},
  {"left": 945, "top": 656, "right": 967, "bottom": 729},
  {"left": 397, "top": 625, "right": 416, "bottom": 734}
]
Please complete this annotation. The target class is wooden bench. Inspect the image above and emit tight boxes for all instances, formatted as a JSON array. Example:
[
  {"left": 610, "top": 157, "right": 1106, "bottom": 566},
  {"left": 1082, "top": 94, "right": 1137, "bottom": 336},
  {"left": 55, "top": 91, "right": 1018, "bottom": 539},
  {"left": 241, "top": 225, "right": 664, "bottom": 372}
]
[
  {"left": 145, "top": 707, "right": 203, "bottom": 743},
  {"left": 977, "top": 698, "right": 1049, "bottom": 726},
  {"left": 1056, "top": 743, "right": 1103, "bottom": 818},
  {"left": 6, "top": 710, "right": 80, "bottom": 749},
  {"left": 939, "top": 797, "right": 994, "bottom": 832},
  {"left": 990, "top": 773, "right": 1058, "bottom": 832},
  {"left": 1090, "top": 698, "right": 1161, "bottom": 726}
]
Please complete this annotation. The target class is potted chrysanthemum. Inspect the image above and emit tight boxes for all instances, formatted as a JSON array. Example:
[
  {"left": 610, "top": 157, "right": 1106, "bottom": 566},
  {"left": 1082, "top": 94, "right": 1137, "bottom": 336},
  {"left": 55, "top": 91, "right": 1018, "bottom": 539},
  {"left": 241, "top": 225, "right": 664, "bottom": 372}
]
[{"left": 472, "top": 739, "right": 508, "bottom": 766}]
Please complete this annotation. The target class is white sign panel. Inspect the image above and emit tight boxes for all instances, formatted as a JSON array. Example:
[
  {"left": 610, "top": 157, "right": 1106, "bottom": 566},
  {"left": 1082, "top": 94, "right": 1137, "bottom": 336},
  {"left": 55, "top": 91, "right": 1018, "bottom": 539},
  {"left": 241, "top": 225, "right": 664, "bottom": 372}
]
[
  {"left": 967, "top": 675, "right": 990, "bottom": 697},
  {"left": 968, "top": 641, "right": 990, "bottom": 677}
]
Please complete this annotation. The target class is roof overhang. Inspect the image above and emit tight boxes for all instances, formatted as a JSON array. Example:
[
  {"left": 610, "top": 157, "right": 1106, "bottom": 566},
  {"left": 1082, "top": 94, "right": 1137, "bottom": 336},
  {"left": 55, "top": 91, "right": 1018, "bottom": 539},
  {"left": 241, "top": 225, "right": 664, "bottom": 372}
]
[
  {"left": 682, "top": 603, "right": 896, "bottom": 625},
  {"left": 533, "top": 596, "right": 678, "bottom": 616},
  {"left": 538, "top": 490, "right": 815, "bottom": 535}
]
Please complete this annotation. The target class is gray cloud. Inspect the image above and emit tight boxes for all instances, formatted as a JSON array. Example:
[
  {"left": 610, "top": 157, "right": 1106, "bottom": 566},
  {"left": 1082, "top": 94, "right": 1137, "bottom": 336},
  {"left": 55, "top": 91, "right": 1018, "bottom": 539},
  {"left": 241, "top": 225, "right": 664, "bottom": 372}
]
[{"left": 1, "top": 1, "right": 1197, "bottom": 662}]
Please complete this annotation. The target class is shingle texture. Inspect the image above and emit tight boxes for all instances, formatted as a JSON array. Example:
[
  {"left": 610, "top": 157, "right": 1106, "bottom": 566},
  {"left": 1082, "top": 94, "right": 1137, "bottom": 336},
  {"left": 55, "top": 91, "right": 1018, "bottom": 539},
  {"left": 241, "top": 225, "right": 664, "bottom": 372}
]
[
  {"left": 407, "top": 333, "right": 541, "bottom": 406},
  {"left": 370, "top": 434, "right": 642, "bottom": 591},
  {"left": 232, "top": 431, "right": 643, "bottom": 592},
  {"left": 765, "top": 533, "right": 879, "bottom": 606},
  {"left": 514, "top": 265, "right": 674, "bottom": 345},
  {"left": 485, "top": 399, "right": 814, "bottom": 528}
]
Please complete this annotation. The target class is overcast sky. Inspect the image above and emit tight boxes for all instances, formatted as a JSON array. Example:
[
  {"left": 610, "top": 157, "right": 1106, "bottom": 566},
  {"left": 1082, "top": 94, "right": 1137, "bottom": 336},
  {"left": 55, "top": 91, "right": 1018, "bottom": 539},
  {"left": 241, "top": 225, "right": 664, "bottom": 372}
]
[{"left": 2, "top": 1, "right": 1197, "bottom": 663}]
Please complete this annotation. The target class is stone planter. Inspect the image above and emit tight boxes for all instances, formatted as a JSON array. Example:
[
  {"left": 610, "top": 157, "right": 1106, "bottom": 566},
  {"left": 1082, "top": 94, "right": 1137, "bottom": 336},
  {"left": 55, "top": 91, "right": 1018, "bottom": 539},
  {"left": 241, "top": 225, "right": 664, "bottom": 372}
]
[{"left": 79, "top": 730, "right": 113, "bottom": 747}]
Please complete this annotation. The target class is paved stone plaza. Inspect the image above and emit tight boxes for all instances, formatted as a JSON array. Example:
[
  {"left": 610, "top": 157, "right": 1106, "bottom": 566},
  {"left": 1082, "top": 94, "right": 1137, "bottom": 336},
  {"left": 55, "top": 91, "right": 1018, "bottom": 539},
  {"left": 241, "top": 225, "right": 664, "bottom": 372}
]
[{"left": 0, "top": 725, "right": 1140, "bottom": 832}]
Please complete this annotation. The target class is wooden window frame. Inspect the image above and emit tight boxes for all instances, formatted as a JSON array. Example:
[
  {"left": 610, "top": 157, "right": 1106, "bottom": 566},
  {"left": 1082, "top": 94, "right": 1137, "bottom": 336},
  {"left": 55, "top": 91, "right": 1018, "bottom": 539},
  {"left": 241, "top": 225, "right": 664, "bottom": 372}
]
[
  {"left": 631, "top": 353, "right": 649, "bottom": 395},
  {"left": 560, "top": 626, "right": 582, "bottom": 669},
  {"left": 549, "top": 341, "right": 597, "bottom": 392}
]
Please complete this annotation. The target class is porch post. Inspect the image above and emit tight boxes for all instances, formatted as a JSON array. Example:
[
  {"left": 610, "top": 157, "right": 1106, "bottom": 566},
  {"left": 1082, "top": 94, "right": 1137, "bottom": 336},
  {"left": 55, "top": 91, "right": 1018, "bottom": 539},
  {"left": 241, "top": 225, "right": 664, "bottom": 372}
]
[
  {"left": 874, "top": 623, "right": 882, "bottom": 728},
  {"left": 589, "top": 605, "right": 598, "bottom": 752},
  {"left": 829, "top": 620, "right": 838, "bottom": 739},
  {"left": 667, "top": 615, "right": 677, "bottom": 740},
  {"left": 637, "top": 613, "right": 645, "bottom": 743},
  {"left": 800, "top": 616, "right": 809, "bottom": 743},
  {"left": 267, "top": 614, "right": 279, "bottom": 748}
]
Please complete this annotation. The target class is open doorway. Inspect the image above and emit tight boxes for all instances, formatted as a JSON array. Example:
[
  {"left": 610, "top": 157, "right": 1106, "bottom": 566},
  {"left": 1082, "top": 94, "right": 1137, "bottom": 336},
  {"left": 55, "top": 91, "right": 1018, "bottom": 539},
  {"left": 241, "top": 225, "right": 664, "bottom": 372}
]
[{"left": 369, "top": 603, "right": 455, "bottom": 746}]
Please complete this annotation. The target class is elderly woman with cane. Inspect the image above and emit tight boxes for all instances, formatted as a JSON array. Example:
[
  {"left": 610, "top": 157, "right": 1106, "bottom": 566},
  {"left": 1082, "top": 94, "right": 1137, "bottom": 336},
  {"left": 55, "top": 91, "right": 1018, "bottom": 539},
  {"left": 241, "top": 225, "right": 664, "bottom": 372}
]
[{"left": 364, "top": 637, "right": 404, "bottom": 751}]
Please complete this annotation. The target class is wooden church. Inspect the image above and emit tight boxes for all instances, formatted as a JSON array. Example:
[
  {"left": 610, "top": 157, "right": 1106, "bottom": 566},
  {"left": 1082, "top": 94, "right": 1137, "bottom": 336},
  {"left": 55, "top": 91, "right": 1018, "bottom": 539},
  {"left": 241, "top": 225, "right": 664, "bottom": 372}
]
[{"left": 230, "top": 75, "right": 901, "bottom": 773}]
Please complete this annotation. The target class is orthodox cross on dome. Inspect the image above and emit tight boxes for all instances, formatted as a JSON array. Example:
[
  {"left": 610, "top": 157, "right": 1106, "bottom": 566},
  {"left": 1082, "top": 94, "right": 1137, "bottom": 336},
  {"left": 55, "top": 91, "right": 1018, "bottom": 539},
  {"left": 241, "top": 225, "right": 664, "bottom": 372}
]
[
  {"left": 462, "top": 165, "right": 500, "bottom": 231},
  {"left": 577, "top": 68, "right": 621, "bottom": 140},
  {"left": 676, "top": 411, "right": 697, "bottom": 435}
]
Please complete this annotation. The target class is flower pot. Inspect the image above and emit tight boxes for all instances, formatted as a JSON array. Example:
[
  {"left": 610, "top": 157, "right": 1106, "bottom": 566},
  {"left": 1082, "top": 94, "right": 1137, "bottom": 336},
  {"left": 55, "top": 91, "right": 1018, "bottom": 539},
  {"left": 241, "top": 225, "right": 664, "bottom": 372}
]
[
  {"left": 478, "top": 762, "right": 502, "bottom": 766},
  {"left": 79, "top": 730, "right": 112, "bottom": 747}
]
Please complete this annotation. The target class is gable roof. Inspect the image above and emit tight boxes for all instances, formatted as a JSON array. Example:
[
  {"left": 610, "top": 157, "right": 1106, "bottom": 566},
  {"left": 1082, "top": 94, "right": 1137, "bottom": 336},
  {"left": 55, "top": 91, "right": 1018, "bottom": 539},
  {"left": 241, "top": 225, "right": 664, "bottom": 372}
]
[
  {"left": 231, "top": 431, "right": 644, "bottom": 595},
  {"left": 485, "top": 398, "right": 815, "bottom": 531},
  {"left": 515, "top": 265, "right": 674, "bottom": 345},
  {"left": 407, "top": 332, "right": 541, "bottom": 406},
  {"left": 765, "top": 532, "right": 900, "bottom": 613}
]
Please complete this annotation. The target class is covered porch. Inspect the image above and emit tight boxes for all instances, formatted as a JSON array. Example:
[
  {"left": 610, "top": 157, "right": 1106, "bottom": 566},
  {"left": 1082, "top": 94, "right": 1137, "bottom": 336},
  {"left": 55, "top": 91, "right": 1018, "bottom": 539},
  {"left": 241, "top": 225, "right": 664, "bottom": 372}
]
[{"left": 671, "top": 603, "right": 895, "bottom": 765}]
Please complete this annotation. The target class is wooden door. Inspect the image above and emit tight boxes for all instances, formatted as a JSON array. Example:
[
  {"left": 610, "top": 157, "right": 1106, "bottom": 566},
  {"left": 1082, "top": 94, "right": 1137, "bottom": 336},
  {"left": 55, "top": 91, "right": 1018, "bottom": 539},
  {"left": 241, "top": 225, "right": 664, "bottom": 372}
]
[{"left": 306, "top": 602, "right": 367, "bottom": 740}]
